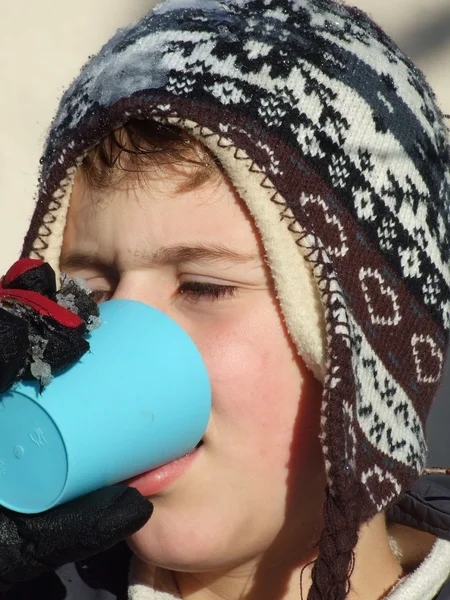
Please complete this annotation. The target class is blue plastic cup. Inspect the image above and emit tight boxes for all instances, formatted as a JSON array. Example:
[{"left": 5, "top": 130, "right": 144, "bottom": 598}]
[{"left": 0, "top": 299, "right": 211, "bottom": 514}]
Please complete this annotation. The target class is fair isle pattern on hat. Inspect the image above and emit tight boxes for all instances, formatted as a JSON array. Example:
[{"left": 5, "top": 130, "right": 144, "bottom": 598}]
[{"left": 22, "top": 1, "right": 450, "bottom": 598}]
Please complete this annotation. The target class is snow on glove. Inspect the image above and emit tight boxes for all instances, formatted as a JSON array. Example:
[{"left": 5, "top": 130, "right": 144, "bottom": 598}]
[{"left": 0, "top": 258, "right": 100, "bottom": 392}]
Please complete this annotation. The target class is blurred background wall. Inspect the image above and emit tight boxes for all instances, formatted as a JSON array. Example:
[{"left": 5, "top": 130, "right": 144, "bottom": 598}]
[{"left": 0, "top": 1, "right": 449, "bottom": 464}]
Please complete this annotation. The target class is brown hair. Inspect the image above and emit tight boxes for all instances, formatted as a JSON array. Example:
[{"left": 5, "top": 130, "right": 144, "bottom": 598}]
[{"left": 81, "top": 119, "right": 220, "bottom": 193}]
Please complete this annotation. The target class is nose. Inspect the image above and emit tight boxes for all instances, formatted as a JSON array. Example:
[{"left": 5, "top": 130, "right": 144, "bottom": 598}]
[
  {"left": 110, "top": 273, "right": 170, "bottom": 315},
  {"left": 109, "top": 273, "right": 195, "bottom": 342}
]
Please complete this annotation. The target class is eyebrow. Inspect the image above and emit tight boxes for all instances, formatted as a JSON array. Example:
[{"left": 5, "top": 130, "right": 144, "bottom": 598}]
[{"left": 60, "top": 244, "right": 259, "bottom": 271}]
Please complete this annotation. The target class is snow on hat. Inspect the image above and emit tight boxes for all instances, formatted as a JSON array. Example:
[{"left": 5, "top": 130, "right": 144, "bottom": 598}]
[{"left": 22, "top": 1, "right": 450, "bottom": 597}]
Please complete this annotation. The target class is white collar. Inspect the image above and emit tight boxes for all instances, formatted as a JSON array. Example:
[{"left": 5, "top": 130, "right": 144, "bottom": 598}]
[
  {"left": 128, "top": 556, "right": 180, "bottom": 600},
  {"left": 128, "top": 539, "right": 450, "bottom": 600},
  {"left": 386, "top": 539, "right": 450, "bottom": 600}
]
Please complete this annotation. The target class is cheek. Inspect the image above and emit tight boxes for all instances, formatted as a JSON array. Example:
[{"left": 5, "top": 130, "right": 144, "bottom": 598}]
[{"left": 196, "top": 308, "right": 307, "bottom": 466}]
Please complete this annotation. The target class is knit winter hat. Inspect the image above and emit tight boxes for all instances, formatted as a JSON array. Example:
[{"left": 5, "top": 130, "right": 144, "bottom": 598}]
[{"left": 22, "top": 1, "right": 450, "bottom": 598}]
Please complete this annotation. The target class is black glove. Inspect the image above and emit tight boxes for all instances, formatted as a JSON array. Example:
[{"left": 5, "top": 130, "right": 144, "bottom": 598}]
[
  {"left": 0, "top": 484, "right": 153, "bottom": 590},
  {"left": 0, "top": 259, "right": 100, "bottom": 392}
]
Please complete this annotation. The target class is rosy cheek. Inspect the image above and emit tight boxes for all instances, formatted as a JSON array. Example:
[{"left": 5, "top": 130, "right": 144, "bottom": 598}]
[
  {"left": 199, "top": 323, "right": 293, "bottom": 437},
  {"left": 189, "top": 318, "right": 242, "bottom": 375}
]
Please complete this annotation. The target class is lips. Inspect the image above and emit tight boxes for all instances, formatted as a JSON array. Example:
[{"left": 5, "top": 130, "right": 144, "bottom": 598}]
[{"left": 123, "top": 440, "right": 204, "bottom": 497}]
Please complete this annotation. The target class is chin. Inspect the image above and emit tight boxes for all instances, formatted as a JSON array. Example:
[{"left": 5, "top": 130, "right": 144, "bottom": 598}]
[
  {"left": 127, "top": 511, "right": 244, "bottom": 573},
  {"left": 127, "top": 515, "right": 209, "bottom": 571}
]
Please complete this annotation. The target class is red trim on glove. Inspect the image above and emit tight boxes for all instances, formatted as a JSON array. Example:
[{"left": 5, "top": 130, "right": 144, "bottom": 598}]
[
  {"left": 0, "top": 274, "right": 83, "bottom": 329},
  {"left": 3, "top": 258, "right": 45, "bottom": 286}
]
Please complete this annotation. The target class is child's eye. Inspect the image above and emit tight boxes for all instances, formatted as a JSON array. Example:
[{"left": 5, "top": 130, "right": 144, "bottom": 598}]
[
  {"left": 88, "top": 282, "right": 237, "bottom": 305},
  {"left": 90, "top": 290, "right": 112, "bottom": 304},
  {"left": 178, "top": 281, "right": 237, "bottom": 302}
]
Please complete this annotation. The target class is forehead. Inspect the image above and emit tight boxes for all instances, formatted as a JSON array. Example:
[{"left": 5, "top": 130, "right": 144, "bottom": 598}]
[{"left": 64, "top": 165, "right": 264, "bottom": 259}]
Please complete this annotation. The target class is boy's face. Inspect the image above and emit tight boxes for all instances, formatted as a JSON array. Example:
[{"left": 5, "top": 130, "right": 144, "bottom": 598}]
[{"left": 61, "top": 165, "right": 325, "bottom": 572}]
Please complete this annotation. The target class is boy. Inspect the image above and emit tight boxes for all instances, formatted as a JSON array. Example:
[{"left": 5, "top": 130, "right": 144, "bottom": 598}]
[{"left": 8, "top": 0, "right": 450, "bottom": 598}]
